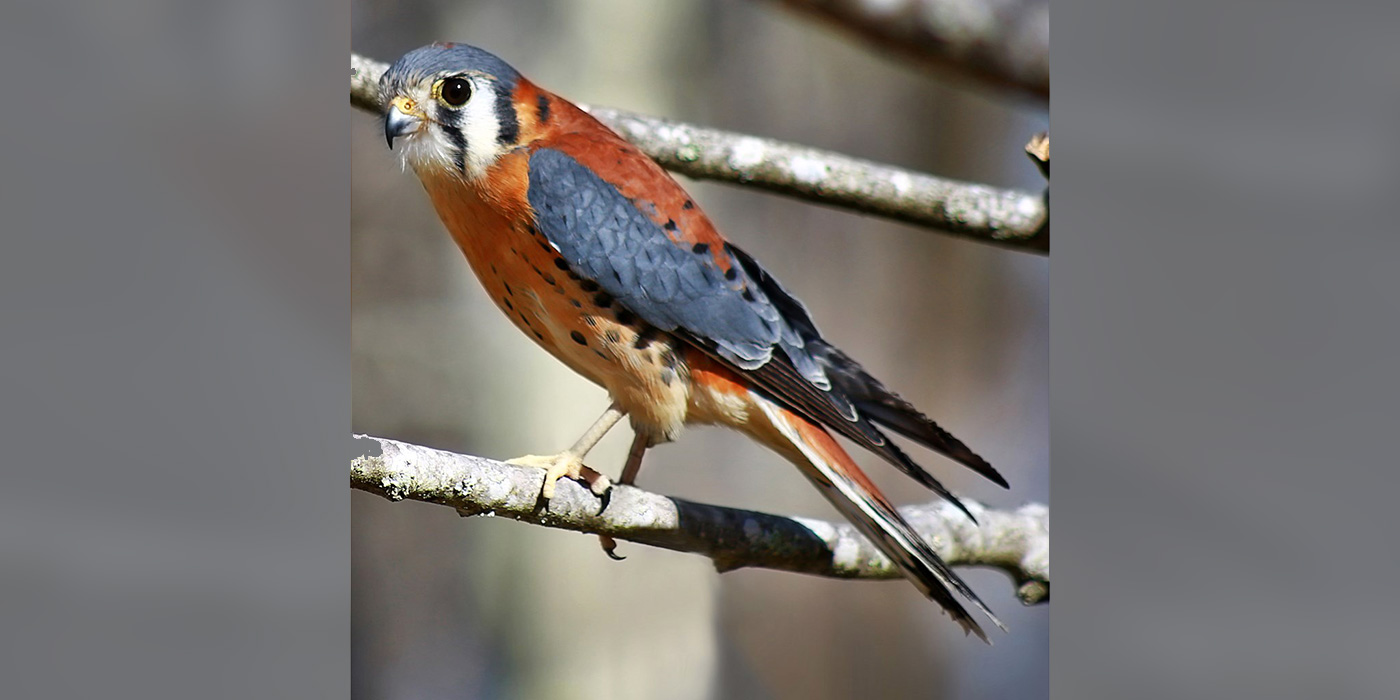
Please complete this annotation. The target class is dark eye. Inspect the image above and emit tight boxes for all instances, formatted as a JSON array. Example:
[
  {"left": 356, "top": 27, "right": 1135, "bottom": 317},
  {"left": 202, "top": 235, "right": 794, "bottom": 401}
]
[{"left": 440, "top": 78, "right": 471, "bottom": 107}]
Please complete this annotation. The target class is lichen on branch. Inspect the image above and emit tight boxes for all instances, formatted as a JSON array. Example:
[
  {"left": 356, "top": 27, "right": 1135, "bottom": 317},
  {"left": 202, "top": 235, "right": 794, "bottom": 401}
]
[{"left": 352, "top": 435, "right": 1049, "bottom": 604}]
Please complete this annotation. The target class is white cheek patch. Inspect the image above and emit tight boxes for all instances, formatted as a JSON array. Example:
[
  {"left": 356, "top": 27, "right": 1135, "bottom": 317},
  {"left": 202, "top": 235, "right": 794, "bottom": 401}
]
[
  {"left": 398, "top": 79, "right": 507, "bottom": 182},
  {"left": 458, "top": 84, "right": 504, "bottom": 178}
]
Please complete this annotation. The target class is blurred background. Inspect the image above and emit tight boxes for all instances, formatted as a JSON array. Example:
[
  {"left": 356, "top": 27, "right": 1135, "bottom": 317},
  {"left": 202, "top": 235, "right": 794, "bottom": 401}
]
[{"left": 352, "top": 1, "right": 1047, "bottom": 697}]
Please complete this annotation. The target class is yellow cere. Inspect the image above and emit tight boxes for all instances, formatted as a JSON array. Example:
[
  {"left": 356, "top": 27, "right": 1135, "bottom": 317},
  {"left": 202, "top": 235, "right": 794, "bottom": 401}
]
[{"left": 390, "top": 95, "right": 419, "bottom": 116}]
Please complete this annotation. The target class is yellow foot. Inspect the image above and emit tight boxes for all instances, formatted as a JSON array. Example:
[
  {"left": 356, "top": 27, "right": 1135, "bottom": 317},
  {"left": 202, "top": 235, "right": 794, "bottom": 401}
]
[{"left": 506, "top": 452, "right": 612, "bottom": 500}]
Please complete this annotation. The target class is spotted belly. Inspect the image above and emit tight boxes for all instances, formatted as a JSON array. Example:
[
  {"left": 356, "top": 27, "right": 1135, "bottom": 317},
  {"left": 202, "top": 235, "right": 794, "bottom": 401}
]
[
  {"left": 469, "top": 231, "right": 693, "bottom": 443},
  {"left": 420, "top": 165, "right": 696, "bottom": 443}
]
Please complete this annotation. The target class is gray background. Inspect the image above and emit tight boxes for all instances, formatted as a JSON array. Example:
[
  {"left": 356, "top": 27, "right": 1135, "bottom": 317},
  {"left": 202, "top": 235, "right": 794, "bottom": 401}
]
[
  {"left": 0, "top": 0, "right": 351, "bottom": 698},
  {"left": 1054, "top": 0, "right": 1400, "bottom": 696},
  {"left": 0, "top": 1, "right": 1396, "bottom": 699}
]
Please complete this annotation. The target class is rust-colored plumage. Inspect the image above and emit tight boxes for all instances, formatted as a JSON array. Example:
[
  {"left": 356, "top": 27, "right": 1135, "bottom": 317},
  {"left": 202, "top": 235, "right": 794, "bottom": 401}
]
[{"left": 380, "top": 43, "right": 1007, "bottom": 641}]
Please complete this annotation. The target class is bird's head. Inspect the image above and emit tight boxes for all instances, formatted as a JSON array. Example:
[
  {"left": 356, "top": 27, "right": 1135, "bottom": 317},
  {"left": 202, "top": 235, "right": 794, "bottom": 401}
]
[{"left": 379, "top": 43, "right": 525, "bottom": 180}]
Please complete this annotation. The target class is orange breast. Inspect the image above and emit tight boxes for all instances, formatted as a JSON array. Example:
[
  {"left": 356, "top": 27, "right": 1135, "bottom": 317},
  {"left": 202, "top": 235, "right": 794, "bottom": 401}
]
[{"left": 417, "top": 152, "right": 693, "bottom": 441}]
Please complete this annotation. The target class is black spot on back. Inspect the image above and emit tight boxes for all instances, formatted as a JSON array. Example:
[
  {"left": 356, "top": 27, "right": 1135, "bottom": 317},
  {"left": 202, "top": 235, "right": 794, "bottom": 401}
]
[
  {"left": 691, "top": 242, "right": 709, "bottom": 254},
  {"left": 663, "top": 219, "right": 677, "bottom": 231},
  {"left": 553, "top": 257, "right": 570, "bottom": 271},
  {"left": 682, "top": 200, "right": 694, "bottom": 210},
  {"left": 615, "top": 308, "right": 636, "bottom": 325},
  {"left": 604, "top": 329, "right": 622, "bottom": 344},
  {"left": 593, "top": 291, "right": 614, "bottom": 308},
  {"left": 580, "top": 279, "right": 599, "bottom": 292},
  {"left": 536, "top": 94, "right": 551, "bottom": 124},
  {"left": 570, "top": 330, "right": 587, "bottom": 346},
  {"left": 725, "top": 267, "right": 739, "bottom": 281}
]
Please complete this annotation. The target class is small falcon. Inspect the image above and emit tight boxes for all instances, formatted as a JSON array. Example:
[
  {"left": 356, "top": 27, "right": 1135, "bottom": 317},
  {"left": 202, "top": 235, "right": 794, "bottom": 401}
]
[{"left": 377, "top": 42, "right": 1009, "bottom": 641}]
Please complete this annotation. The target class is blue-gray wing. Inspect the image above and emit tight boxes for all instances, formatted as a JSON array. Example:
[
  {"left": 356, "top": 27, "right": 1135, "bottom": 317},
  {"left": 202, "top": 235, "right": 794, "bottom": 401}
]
[
  {"left": 525, "top": 146, "right": 996, "bottom": 511},
  {"left": 526, "top": 146, "right": 829, "bottom": 387}
]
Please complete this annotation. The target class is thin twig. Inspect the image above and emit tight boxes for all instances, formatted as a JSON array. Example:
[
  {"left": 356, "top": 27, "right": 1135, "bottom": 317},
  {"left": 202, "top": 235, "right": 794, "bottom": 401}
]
[
  {"left": 352, "top": 435, "right": 1049, "bottom": 604},
  {"left": 351, "top": 53, "right": 1048, "bottom": 253},
  {"left": 764, "top": 0, "right": 1049, "bottom": 101}
]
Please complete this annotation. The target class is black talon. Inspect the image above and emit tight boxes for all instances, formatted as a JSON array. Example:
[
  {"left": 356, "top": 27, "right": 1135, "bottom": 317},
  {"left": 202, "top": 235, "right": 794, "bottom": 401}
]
[
  {"left": 599, "top": 534, "right": 626, "bottom": 561},
  {"left": 595, "top": 482, "right": 615, "bottom": 515}
]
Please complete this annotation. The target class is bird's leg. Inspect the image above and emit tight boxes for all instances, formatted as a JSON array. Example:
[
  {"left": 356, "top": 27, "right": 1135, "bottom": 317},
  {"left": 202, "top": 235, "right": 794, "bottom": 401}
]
[
  {"left": 599, "top": 432, "right": 652, "bottom": 560},
  {"left": 618, "top": 432, "right": 650, "bottom": 486},
  {"left": 508, "top": 404, "right": 625, "bottom": 499}
]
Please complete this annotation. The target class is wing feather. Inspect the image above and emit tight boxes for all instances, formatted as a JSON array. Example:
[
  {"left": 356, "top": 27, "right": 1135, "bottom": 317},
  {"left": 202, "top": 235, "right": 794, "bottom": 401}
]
[{"left": 525, "top": 142, "right": 998, "bottom": 505}]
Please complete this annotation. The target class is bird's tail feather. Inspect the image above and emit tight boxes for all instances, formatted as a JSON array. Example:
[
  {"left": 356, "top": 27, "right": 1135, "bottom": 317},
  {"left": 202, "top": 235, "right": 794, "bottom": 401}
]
[
  {"left": 813, "top": 342, "right": 1009, "bottom": 489},
  {"left": 754, "top": 395, "right": 1005, "bottom": 642}
]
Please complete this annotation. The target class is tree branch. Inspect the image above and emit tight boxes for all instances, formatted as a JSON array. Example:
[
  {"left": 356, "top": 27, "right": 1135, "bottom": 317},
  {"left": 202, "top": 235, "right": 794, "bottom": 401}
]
[
  {"left": 763, "top": 0, "right": 1049, "bottom": 102},
  {"left": 352, "top": 53, "right": 1048, "bottom": 254},
  {"left": 352, "top": 434, "right": 1049, "bottom": 604}
]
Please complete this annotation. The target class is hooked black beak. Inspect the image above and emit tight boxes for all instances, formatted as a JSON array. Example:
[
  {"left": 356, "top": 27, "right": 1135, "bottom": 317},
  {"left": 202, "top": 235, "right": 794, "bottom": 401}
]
[{"left": 384, "top": 99, "right": 422, "bottom": 149}]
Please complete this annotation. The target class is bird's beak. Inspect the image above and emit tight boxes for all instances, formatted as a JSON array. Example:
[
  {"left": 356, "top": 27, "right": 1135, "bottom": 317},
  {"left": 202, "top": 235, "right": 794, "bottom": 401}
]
[{"left": 384, "top": 96, "right": 423, "bottom": 149}]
